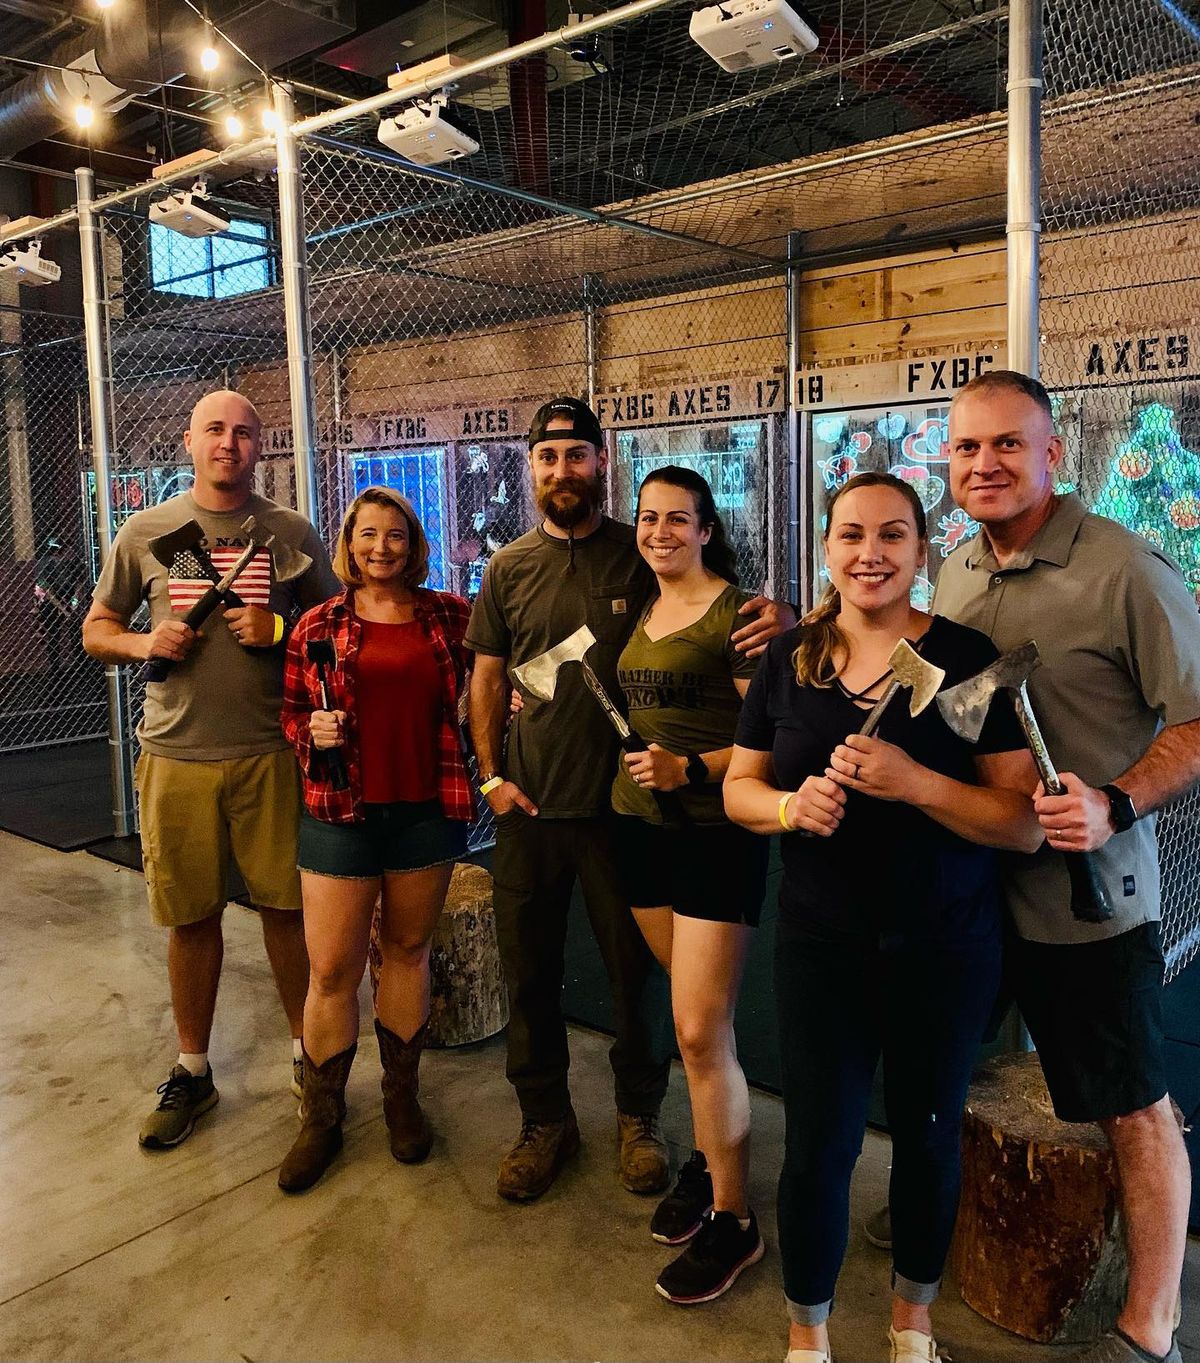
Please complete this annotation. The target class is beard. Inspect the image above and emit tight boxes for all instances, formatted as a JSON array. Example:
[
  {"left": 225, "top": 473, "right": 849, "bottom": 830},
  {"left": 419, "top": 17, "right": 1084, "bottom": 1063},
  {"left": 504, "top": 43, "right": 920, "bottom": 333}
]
[{"left": 536, "top": 475, "right": 603, "bottom": 531}]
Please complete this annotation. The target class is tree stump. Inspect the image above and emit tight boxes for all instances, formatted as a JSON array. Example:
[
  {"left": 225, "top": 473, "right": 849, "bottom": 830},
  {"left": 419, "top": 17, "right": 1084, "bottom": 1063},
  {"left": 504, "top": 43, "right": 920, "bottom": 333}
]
[
  {"left": 367, "top": 861, "right": 508, "bottom": 1049},
  {"left": 952, "top": 1052, "right": 1125, "bottom": 1344}
]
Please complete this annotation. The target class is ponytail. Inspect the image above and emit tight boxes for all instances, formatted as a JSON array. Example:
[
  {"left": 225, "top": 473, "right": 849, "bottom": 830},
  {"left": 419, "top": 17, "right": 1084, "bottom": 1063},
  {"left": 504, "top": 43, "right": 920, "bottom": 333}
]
[{"left": 791, "top": 584, "right": 849, "bottom": 687}]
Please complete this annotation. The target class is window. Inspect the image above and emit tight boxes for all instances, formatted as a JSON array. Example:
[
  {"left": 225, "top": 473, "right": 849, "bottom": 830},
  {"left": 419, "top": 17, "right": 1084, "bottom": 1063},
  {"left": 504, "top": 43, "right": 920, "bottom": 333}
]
[
  {"left": 149, "top": 217, "right": 273, "bottom": 299},
  {"left": 350, "top": 449, "right": 450, "bottom": 589}
]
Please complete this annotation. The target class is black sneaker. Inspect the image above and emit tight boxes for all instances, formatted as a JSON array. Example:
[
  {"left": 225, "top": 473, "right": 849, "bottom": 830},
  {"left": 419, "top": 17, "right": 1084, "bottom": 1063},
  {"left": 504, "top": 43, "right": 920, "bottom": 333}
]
[
  {"left": 650, "top": 1150, "right": 714, "bottom": 1244},
  {"left": 138, "top": 1064, "right": 219, "bottom": 1149},
  {"left": 655, "top": 1209, "right": 765, "bottom": 1305}
]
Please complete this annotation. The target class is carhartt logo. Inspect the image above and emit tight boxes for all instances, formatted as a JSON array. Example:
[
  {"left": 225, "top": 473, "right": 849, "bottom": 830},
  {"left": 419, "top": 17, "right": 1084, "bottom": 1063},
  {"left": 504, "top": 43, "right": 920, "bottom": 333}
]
[
  {"left": 612, "top": 599, "right": 627, "bottom": 615},
  {"left": 1123, "top": 875, "right": 1136, "bottom": 897}
]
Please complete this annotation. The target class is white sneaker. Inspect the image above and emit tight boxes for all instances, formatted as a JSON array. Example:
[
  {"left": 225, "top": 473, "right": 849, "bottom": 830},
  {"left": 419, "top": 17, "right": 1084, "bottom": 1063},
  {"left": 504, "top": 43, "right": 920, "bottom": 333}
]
[
  {"left": 889, "top": 1326, "right": 940, "bottom": 1362},
  {"left": 785, "top": 1351, "right": 831, "bottom": 1363}
]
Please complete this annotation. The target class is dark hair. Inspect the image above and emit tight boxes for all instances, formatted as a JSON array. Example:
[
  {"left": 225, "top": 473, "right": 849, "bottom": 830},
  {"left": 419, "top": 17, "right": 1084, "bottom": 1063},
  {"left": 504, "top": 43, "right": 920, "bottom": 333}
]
[
  {"left": 954, "top": 368, "right": 1053, "bottom": 422},
  {"left": 793, "top": 471, "right": 927, "bottom": 687},
  {"left": 637, "top": 465, "right": 739, "bottom": 585}
]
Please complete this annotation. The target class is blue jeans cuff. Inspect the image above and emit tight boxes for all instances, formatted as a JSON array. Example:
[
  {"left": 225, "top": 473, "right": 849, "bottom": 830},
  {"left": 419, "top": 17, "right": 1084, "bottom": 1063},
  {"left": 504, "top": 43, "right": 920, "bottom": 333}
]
[
  {"left": 892, "top": 1271, "right": 941, "bottom": 1306},
  {"left": 786, "top": 1295, "right": 833, "bottom": 1325}
]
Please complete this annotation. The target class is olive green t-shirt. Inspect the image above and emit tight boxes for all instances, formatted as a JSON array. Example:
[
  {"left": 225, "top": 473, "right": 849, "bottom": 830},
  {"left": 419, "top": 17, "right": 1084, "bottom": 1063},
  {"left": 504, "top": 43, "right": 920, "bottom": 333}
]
[
  {"left": 612, "top": 583, "right": 758, "bottom": 825},
  {"left": 464, "top": 518, "right": 655, "bottom": 818},
  {"left": 93, "top": 492, "right": 338, "bottom": 761}
]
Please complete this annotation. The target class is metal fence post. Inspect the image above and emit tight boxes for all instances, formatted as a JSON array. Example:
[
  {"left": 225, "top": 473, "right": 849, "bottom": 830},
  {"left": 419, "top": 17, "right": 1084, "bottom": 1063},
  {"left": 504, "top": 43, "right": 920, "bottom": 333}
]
[
  {"left": 1007, "top": 0, "right": 1043, "bottom": 379},
  {"left": 76, "top": 165, "right": 136, "bottom": 837},
  {"left": 274, "top": 82, "right": 320, "bottom": 524},
  {"left": 785, "top": 231, "right": 805, "bottom": 610}
]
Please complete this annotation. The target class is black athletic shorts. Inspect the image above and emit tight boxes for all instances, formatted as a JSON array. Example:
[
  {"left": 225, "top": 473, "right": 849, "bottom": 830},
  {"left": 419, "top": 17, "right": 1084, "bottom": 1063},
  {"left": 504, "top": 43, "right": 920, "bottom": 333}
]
[
  {"left": 612, "top": 814, "right": 769, "bottom": 926},
  {"left": 1010, "top": 921, "right": 1168, "bottom": 1124}
]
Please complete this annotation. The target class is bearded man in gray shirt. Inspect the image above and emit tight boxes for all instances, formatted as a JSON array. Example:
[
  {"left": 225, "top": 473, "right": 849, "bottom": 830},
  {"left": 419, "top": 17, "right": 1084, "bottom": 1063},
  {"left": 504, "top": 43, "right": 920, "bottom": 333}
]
[{"left": 934, "top": 370, "right": 1200, "bottom": 1363}]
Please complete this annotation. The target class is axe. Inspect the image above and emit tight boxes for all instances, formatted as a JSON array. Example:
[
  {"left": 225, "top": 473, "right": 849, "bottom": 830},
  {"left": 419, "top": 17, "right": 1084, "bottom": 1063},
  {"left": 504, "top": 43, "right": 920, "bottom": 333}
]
[
  {"left": 149, "top": 519, "right": 246, "bottom": 611},
  {"left": 855, "top": 639, "right": 946, "bottom": 738},
  {"left": 936, "top": 640, "right": 1113, "bottom": 923},
  {"left": 145, "top": 515, "right": 275, "bottom": 683},
  {"left": 305, "top": 638, "right": 349, "bottom": 790},
  {"left": 513, "top": 624, "right": 683, "bottom": 819}
]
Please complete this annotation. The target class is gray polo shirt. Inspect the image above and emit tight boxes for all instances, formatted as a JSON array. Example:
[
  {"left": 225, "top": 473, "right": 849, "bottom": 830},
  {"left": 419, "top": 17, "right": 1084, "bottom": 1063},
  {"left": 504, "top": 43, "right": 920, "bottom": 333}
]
[{"left": 934, "top": 494, "right": 1200, "bottom": 945}]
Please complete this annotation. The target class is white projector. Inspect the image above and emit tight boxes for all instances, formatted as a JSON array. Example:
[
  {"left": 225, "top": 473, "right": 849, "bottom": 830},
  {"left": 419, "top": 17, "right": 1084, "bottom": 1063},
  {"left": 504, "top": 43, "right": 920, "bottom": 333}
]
[
  {"left": 148, "top": 188, "right": 231, "bottom": 238},
  {"left": 0, "top": 241, "right": 61, "bottom": 286},
  {"left": 689, "top": 0, "right": 818, "bottom": 72},
  {"left": 377, "top": 99, "right": 480, "bottom": 167}
]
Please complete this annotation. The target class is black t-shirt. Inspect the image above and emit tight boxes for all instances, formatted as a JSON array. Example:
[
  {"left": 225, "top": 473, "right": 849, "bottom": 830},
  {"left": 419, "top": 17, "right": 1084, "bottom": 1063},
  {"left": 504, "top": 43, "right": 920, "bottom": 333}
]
[{"left": 735, "top": 614, "right": 1026, "bottom": 946}]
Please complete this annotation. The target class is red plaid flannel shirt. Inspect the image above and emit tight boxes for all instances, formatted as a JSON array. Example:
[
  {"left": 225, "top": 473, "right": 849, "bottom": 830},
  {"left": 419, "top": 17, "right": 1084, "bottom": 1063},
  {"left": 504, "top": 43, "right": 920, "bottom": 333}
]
[{"left": 281, "top": 588, "right": 476, "bottom": 825}]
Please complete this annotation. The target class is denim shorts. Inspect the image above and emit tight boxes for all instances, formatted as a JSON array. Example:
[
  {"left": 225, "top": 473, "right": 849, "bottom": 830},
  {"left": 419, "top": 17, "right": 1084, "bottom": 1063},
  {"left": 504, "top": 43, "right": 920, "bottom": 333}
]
[{"left": 298, "top": 800, "right": 467, "bottom": 878}]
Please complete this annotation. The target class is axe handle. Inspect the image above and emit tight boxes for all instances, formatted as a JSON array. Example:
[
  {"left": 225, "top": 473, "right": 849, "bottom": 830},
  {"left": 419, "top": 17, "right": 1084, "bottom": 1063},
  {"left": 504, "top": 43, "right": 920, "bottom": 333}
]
[
  {"left": 144, "top": 545, "right": 264, "bottom": 684},
  {"left": 1009, "top": 685, "right": 1114, "bottom": 924},
  {"left": 857, "top": 678, "right": 901, "bottom": 738},
  {"left": 312, "top": 663, "right": 349, "bottom": 791}
]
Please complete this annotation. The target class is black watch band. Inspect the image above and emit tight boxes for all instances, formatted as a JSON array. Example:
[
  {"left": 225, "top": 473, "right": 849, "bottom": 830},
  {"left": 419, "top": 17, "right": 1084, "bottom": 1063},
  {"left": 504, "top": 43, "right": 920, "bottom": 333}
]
[
  {"left": 684, "top": 753, "right": 709, "bottom": 787},
  {"left": 1101, "top": 783, "right": 1137, "bottom": 833}
]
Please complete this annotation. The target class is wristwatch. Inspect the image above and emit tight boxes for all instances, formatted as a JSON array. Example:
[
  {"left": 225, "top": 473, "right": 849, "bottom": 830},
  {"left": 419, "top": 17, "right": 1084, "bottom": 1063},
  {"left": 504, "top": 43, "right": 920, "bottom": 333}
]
[
  {"left": 684, "top": 753, "right": 709, "bottom": 787},
  {"left": 1101, "top": 783, "right": 1138, "bottom": 833}
]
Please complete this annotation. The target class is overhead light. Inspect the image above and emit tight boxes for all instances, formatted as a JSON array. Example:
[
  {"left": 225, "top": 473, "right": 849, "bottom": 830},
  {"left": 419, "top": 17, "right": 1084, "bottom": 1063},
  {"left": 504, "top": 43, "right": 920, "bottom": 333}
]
[
  {"left": 377, "top": 96, "right": 479, "bottom": 166},
  {"left": 199, "top": 24, "right": 220, "bottom": 72},
  {"left": 0, "top": 241, "right": 62, "bottom": 286},
  {"left": 689, "top": 0, "right": 818, "bottom": 72},
  {"left": 73, "top": 96, "right": 95, "bottom": 129},
  {"left": 223, "top": 110, "right": 245, "bottom": 139},
  {"left": 260, "top": 104, "right": 280, "bottom": 132},
  {"left": 95, "top": 0, "right": 116, "bottom": 8}
]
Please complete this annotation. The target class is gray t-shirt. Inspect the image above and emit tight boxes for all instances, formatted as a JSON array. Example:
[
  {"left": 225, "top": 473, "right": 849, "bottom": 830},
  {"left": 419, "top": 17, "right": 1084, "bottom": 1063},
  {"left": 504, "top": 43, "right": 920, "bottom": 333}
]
[
  {"left": 465, "top": 518, "right": 655, "bottom": 818},
  {"left": 94, "top": 492, "right": 338, "bottom": 761},
  {"left": 934, "top": 493, "right": 1200, "bottom": 945}
]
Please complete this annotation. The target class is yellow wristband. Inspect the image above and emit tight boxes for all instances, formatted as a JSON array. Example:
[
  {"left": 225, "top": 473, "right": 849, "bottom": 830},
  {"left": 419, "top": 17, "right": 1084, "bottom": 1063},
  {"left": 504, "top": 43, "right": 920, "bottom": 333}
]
[
  {"left": 778, "top": 790, "right": 795, "bottom": 832},
  {"left": 271, "top": 613, "right": 285, "bottom": 645},
  {"left": 480, "top": 776, "right": 504, "bottom": 796}
]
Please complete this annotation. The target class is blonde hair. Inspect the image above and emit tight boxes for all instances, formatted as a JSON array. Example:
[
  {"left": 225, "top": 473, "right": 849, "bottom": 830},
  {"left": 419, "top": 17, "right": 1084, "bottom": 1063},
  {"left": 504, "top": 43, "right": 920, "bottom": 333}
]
[
  {"left": 332, "top": 486, "right": 431, "bottom": 590},
  {"left": 792, "top": 471, "right": 927, "bottom": 687}
]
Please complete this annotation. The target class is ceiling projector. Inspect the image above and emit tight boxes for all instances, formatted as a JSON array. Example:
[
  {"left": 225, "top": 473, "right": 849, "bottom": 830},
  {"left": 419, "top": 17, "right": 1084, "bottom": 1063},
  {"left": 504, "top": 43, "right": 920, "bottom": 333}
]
[
  {"left": 690, "top": 0, "right": 819, "bottom": 72},
  {"left": 148, "top": 183, "right": 231, "bottom": 238},
  {"left": 377, "top": 97, "right": 480, "bottom": 167},
  {"left": 0, "top": 241, "right": 61, "bottom": 286}
]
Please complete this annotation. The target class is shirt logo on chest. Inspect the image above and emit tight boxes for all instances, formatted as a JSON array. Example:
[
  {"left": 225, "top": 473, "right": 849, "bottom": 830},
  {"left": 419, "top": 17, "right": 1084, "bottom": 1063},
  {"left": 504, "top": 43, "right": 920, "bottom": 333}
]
[{"left": 167, "top": 545, "right": 272, "bottom": 611}]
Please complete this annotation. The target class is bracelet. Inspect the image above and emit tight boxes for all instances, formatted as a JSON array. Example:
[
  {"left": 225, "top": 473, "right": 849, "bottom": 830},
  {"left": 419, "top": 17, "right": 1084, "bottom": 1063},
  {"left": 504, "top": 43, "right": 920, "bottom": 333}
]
[
  {"left": 271, "top": 613, "right": 285, "bottom": 645},
  {"left": 480, "top": 776, "right": 504, "bottom": 796},
  {"left": 778, "top": 790, "right": 795, "bottom": 832}
]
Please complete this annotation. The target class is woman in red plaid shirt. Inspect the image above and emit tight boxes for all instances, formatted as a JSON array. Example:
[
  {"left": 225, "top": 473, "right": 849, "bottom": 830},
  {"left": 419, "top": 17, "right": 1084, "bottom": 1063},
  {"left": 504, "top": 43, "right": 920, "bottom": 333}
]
[{"left": 278, "top": 485, "right": 474, "bottom": 1193}]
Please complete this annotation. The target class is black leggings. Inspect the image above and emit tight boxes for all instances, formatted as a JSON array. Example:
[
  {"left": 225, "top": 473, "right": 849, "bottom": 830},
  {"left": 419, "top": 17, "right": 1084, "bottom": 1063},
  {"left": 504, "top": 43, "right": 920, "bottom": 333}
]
[{"left": 774, "top": 917, "right": 1001, "bottom": 1324}]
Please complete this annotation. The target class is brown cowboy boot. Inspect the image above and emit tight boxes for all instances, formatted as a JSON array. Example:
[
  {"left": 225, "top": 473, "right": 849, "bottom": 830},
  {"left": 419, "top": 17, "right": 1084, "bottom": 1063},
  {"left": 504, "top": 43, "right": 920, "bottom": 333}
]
[
  {"left": 277, "top": 1043, "right": 356, "bottom": 1193},
  {"left": 375, "top": 1019, "right": 432, "bottom": 1163}
]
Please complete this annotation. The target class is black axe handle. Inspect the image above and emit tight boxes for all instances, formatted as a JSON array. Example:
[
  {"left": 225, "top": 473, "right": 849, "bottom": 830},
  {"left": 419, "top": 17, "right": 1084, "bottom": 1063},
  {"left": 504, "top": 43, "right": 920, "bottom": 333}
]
[
  {"left": 1009, "top": 685, "right": 1114, "bottom": 924},
  {"left": 310, "top": 666, "right": 349, "bottom": 791}
]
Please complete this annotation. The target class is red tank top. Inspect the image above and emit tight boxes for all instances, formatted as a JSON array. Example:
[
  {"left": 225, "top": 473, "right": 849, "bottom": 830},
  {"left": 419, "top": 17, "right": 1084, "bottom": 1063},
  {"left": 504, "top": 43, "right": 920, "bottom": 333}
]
[{"left": 355, "top": 618, "right": 441, "bottom": 804}]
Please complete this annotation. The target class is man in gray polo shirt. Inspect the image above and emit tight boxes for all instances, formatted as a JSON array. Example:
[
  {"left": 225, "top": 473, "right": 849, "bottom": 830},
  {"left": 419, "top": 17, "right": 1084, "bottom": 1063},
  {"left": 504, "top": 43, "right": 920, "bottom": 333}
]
[{"left": 935, "top": 370, "right": 1200, "bottom": 1363}]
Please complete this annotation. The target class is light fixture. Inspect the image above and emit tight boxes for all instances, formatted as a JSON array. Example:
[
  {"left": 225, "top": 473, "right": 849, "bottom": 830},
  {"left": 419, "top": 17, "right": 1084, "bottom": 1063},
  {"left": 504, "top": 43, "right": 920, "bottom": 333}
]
[
  {"left": 260, "top": 103, "right": 280, "bottom": 132},
  {"left": 94, "top": 0, "right": 116, "bottom": 8},
  {"left": 199, "top": 25, "right": 220, "bottom": 72},
  {"left": 223, "top": 110, "right": 244, "bottom": 138},
  {"left": 73, "top": 95, "right": 95, "bottom": 129}
]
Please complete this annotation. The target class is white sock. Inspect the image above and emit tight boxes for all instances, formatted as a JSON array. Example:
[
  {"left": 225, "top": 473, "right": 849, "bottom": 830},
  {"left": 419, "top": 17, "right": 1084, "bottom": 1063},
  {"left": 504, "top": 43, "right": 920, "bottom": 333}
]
[
  {"left": 292, "top": 1037, "right": 303, "bottom": 1062},
  {"left": 178, "top": 1051, "right": 208, "bottom": 1077}
]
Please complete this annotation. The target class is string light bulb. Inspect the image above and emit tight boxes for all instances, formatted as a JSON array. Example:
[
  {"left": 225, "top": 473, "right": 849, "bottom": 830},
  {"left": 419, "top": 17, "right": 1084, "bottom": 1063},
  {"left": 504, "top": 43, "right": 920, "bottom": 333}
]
[
  {"left": 74, "top": 96, "right": 95, "bottom": 129},
  {"left": 260, "top": 104, "right": 280, "bottom": 132},
  {"left": 198, "top": 19, "right": 220, "bottom": 72},
  {"left": 95, "top": 0, "right": 116, "bottom": 9},
  {"left": 223, "top": 110, "right": 244, "bottom": 138}
]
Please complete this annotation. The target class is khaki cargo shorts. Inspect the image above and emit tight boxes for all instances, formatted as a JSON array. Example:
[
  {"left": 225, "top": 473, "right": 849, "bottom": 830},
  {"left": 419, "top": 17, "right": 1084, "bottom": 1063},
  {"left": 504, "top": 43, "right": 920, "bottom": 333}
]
[{"left": 135, "top": 748, "right": 303, "bottom": 928}]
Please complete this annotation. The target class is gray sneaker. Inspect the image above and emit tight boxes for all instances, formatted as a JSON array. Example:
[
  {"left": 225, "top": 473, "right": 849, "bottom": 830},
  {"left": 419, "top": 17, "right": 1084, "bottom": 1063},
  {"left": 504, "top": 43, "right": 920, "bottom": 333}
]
[
  {"left": 138, "top": 1064, "right": 219, "bottom": 1149},
  {"left": 1069, "top": 1331, "right": 1181, "bottom": 1363},
  {"left": 863, "top": 1203, "right": 892, "bottom": 1250}
]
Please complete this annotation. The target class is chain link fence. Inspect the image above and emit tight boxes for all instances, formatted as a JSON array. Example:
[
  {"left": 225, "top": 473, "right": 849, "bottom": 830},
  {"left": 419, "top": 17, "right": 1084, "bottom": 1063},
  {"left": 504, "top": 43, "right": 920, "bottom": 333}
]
[
  {"left": 0, "top": 294, "right": 99, "bottom": 755},
  {"left": 1041, "top": 0, "right": 1200, "bottom": 981}
]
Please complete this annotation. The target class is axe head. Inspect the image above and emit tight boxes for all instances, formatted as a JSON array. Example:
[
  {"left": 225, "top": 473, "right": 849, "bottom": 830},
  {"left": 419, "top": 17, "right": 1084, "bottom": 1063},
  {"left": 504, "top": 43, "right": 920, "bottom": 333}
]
[
  {"left": 148, "top": 519, "right": 205, "bottom": 568},
  {"left": 936, "top": 640, "right": 1042, "bottom": 744},
  {"left": 888, "top": 639, "right": 946, "bottom": 716},
  {"left": 306, "top": 638, "right": 336, "bottom": 669},
  {"left": 240, "top": 514, "right": 315, "bottom": 584},
  {"left": 512, "top": 624, "right": 597, "bottom": 701}
]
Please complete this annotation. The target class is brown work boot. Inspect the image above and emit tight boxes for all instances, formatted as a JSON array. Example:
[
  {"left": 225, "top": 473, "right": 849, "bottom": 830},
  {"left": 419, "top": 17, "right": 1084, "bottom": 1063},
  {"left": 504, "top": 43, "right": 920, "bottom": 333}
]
[
  {"left": 496, "top": 1109, "right": 581, "bottom": 1202},
  {"left": 376, "top": 1018, "right": 432, "bottom": 1163},
  {"left": 617, "top": 1111, "right": 669, "bottom": 1194},
  {"left": 278, "top": 1043, "right": 356, "bottom": 1193}
]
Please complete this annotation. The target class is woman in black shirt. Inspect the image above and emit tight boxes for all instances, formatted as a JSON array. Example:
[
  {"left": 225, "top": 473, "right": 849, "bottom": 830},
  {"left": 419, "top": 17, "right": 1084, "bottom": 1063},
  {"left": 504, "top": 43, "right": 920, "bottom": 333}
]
[{"left": 725, "top": 472, "right": 1041, "bottom": 1363}]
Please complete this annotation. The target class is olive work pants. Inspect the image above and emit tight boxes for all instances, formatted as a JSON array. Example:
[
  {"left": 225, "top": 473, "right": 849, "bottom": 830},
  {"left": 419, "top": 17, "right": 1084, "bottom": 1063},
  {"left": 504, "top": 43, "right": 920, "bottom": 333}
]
[{"left": 490, "top": 810, "right": 672, "bottom": 1123}]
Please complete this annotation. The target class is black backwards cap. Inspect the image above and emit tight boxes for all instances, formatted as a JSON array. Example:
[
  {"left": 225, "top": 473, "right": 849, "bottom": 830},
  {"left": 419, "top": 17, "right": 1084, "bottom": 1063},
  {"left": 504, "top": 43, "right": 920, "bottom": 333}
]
[{"left": 527, "top": 396, "right": 603, "bottom": 451}]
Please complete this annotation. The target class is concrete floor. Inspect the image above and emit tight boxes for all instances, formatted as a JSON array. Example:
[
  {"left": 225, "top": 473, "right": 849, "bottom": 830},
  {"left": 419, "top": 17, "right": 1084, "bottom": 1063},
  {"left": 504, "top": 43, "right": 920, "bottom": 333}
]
[{"left": 0, "top": 829, "right": 1196, "bottom": 1363}]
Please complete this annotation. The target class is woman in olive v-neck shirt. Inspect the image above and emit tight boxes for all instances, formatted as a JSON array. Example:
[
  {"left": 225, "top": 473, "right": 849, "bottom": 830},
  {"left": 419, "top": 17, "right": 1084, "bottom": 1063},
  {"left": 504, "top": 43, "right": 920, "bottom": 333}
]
[
  {"left": 725, "top": 473, "right": 1041, "bottom": 1363},
  {"left": 610, "top": 466, "right": 769, "bottom": 1307}
]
